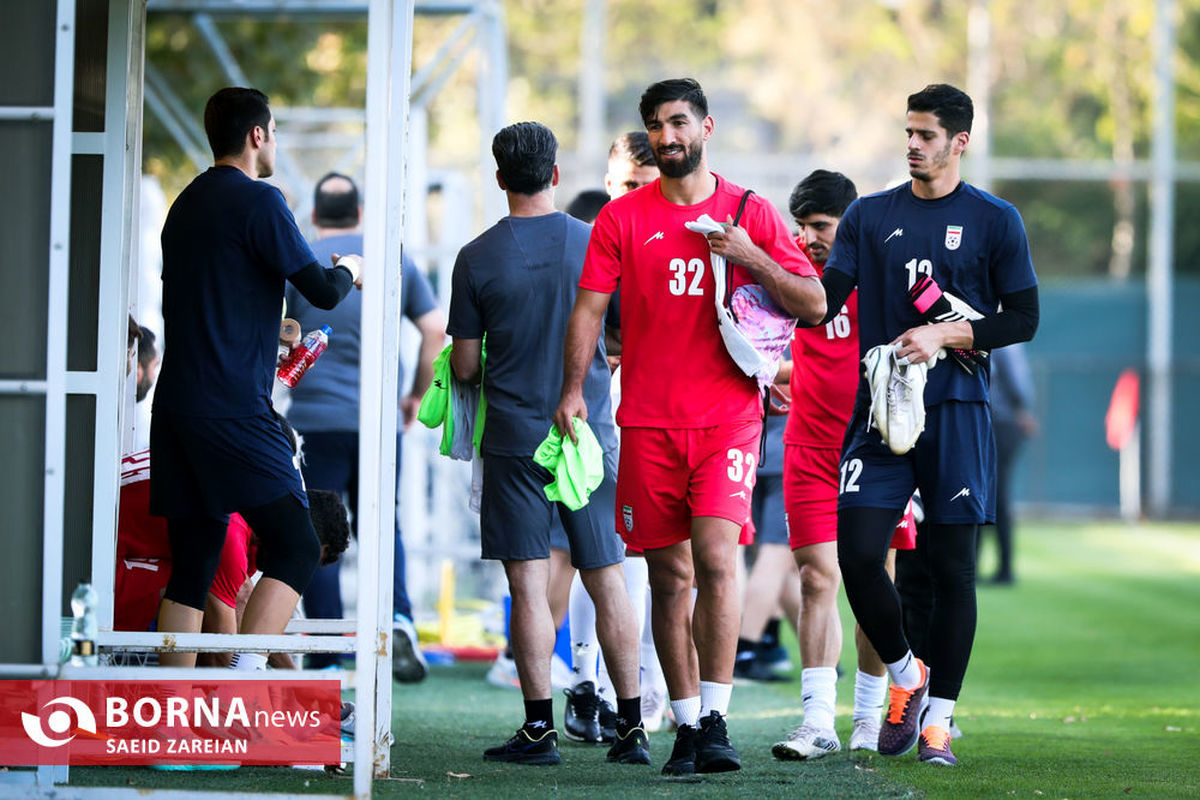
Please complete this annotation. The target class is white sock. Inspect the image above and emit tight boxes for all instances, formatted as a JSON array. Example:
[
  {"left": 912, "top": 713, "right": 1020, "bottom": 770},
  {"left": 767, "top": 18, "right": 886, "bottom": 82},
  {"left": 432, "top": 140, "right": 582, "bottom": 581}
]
[
  {"left": 885, "top": 651, "right": 923, "bottom": 689},
  {"left": 924, "top": 696, "right": 955, "bottom": 732},
  {"left": 670, "top": 695, "right": 701, "bottom": 728},
  {"left": 800, "top": 667, "right": 837, "bottom": 731},
  {"left": 623, "top": 557, "right": 649, "bottom": 639},
  {"left": 229, "top": 652, "right": 267, "bottom": 670},
  {"left": 698, "top": 680, "right": 732, "bottom": 718},
  {"left": 852, "top": 669, "right": 888, "bottom": 721},
  {"left": 567, "top": 572, "right": 599, "bottom": 686}
]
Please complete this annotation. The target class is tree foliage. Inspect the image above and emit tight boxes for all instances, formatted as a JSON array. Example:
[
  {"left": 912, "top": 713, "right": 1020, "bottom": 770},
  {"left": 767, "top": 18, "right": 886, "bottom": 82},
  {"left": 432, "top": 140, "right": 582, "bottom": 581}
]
[{"left": 143, "top": 0, "right": 1200, "bottom": 276}]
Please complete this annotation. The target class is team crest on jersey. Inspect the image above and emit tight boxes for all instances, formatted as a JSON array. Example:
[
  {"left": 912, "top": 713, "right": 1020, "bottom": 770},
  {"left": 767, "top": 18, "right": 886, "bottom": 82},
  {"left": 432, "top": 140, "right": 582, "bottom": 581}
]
[
  {"left": 622, "top": 504, "right": 634, "bottom": 533},
  {"left": 945, "top": 225, "right": 963, "bottom": 250}
]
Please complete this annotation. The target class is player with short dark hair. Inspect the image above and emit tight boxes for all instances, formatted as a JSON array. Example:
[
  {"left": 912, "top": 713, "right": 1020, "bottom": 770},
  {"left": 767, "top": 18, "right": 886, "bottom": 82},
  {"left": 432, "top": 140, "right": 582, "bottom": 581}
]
[
  {"left": 821, "top": 83, "right": 1039, "bottom": 766},
  {"left": 151, "top": 86, "right": 362, "bottom": 670},
  {"left": 770, "top": 170, "right": 918, "bottom": 761},
  {"left": 555, "top": 77, "right": 825, "bottom": 776},
  {"left": 450, "top": 121, "right": 647, "bottom": 767}
]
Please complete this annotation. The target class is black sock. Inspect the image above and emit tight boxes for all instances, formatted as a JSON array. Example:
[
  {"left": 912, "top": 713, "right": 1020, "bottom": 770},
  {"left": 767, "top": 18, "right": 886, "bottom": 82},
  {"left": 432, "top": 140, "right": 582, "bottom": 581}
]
[
  {"left": 763, "top": 618, "right": 782, "bottom": 648},
  {"left": 523, "top": 698, "right": 554, "bottom": 733},
  {"left": 615, "top": 697, "right": 642, "bottom": 737}
]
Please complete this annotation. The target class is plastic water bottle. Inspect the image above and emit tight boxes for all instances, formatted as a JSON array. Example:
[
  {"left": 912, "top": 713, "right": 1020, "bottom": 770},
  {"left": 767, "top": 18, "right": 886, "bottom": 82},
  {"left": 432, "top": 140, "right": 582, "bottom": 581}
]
[
  {"left": 277, "top": 325, "right": 332, "bottom": 388},
  {"left": 70, "top": 580, "right": 99, "bottom": 667}
]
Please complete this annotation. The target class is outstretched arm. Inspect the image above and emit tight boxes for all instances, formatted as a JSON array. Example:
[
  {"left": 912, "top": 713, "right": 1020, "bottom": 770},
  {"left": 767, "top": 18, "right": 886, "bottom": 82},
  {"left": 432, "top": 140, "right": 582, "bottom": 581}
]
[{"left": 553, "top": 288, "right": 611, "bottom": 443}]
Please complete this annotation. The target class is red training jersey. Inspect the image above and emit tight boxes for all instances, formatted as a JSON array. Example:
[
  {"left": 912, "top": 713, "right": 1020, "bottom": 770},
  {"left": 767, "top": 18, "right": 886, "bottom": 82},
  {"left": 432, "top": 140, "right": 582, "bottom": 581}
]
[
  {"left": 582, "top": 174, "right": 815, "bottom": 428},
  {"left": 118, "top": 448, "right": 254, "bottom": 603},
  {"left": 785, "top": 252, "right": 861, "bottom": 449}
]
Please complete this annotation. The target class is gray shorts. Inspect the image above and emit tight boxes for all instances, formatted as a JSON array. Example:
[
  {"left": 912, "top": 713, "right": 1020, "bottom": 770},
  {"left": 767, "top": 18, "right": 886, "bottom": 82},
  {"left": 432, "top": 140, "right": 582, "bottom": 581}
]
[
  {"left": 751, "top": 473, "right": 787, "bottom": 546},
  {"left": 480, "top": 449, "right": 624, "bottom": 570}
]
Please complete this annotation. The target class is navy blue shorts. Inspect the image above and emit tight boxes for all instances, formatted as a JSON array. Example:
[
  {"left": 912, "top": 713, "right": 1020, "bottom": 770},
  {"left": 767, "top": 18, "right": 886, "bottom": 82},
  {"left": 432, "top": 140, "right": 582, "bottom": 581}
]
[
  {"left": 480, "top": 449, "right": 624, "bottom": 570},
  {"left": 750, "top": 473, "right": 787, "bottom": 546},
  {"left": 837, "top": 401, "right": 995, "bottom": 525},
  {"left": 149, "top": 410, "right": 307, "bottom": 519}
]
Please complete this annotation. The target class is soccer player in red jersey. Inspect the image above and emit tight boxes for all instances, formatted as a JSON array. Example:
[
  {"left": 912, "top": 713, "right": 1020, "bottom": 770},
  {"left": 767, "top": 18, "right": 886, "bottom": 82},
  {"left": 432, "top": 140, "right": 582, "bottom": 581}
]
[
  {"left": 770, "top": 171, "right": 917, "bottom": 762},
  {"left": 555, "top": 78, "right": 825, "bottom": 775}
]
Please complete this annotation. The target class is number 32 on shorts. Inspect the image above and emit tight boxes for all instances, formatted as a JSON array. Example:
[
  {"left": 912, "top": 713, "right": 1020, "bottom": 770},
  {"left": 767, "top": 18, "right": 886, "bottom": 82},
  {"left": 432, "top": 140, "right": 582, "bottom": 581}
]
[{"left": 727, "top": 448, "right": 757, "bottom": 488}]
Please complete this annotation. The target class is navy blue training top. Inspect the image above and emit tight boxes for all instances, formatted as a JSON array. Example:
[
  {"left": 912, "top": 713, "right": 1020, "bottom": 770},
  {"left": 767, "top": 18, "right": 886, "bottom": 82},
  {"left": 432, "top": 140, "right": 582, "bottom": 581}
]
[
  {"left": 285, "top": 235, "right": 438, "bottom": 433},
  {"left": 447, "top": 212, "right": 616, "bottom": 457},
  {"left": 825, "top": 181, "right": 1037, "bottom": 408},
  {"left": 155, "top": 166, "right": 318, "bottom": 418}
]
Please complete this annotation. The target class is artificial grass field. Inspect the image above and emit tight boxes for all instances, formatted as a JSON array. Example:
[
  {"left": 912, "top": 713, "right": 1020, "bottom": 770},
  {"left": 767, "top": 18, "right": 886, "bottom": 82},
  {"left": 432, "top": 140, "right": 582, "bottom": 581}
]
[{"left": 69, "top": 519, "right": 1199, "bottom": 798}]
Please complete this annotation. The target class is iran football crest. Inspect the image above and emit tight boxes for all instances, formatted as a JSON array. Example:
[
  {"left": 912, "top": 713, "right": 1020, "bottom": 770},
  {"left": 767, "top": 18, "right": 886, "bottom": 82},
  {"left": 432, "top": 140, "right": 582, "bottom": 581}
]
[
  {"left": 622, "top": 504, "right": 634, "bottom": 533},
  {"left": 945, "top": 225, "right": 963, "bottom": 250}
]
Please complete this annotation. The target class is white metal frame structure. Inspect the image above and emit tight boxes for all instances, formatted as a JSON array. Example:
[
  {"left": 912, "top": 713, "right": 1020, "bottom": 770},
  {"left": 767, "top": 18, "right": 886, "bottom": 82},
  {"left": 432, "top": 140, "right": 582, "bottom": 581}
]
[{"left": 3, "top": 0, "right": 417, "bottom": 797}]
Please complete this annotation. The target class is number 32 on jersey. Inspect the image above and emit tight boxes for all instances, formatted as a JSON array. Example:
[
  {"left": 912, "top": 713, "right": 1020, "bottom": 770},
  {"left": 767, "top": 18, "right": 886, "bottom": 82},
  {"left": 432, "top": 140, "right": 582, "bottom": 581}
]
[{"left": 668, "top": 257, "right": 706, "bottom": 296}]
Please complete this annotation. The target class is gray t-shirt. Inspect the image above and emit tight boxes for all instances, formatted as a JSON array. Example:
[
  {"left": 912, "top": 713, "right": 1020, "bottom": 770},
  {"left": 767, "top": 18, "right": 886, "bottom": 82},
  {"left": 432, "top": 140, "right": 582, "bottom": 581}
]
[
  {"left": 284, "top": 233, "right": 438, "bottom": 433},
  {"left": 447, "top": 212, "right": 616, "bottom": 457}
]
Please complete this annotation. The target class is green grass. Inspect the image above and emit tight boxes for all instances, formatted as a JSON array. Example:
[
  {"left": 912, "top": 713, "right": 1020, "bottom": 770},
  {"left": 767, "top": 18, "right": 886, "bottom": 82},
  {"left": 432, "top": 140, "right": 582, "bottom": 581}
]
[{"left": 70, "top": 520, "right": 1200, "bottom": 798}]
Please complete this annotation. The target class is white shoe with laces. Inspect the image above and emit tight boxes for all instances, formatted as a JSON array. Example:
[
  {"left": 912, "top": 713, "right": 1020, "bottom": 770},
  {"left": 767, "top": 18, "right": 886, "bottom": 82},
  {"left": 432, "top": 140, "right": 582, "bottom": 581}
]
[
  {"left": 849, "top": 717, "right": 881, "bottom": 751},
  {"left": 864, "top": 344, "right": 930, "bottom": 455},
  {"left": 771, "top": 722, "right": 841, "bottom": 760}
]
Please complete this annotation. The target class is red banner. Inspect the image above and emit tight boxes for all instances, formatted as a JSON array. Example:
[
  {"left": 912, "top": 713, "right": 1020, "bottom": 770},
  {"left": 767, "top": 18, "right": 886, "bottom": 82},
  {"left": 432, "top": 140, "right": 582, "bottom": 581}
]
[{"left": 0, "top": 680, "right": 342, "bottom": 766}]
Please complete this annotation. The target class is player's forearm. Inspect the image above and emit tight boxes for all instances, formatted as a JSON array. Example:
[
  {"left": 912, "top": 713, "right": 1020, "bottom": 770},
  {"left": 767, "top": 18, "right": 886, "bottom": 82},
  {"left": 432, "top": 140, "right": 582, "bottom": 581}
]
[
  {"left": 561, "top": 305, "right": 604, "bottom": 399},
  {"left": 743, "top": 250, "right": 827, "bottom": 323}
]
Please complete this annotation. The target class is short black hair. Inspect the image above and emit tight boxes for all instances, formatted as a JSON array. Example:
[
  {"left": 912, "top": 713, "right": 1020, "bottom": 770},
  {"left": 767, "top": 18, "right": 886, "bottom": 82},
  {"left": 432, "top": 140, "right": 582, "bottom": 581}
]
[
  {"left": 907, "top": 83, "right": 974, "bottom": 137},
  {"left": 789, "top": 170, "right": 858, "bottom": 221},
  {"left": 127, "top": 314, "right": 141, "bottom": 350},
  {"left": 313, "top": 172, "right": 360, "bottom": 229},
  {"left": 639, "top": 78, "right": 708, "bottom": 125},
  {"left": 204, "top": 87, "right": 271, "bottom": 161},
  {"left": 137, "top": 325, "right": 158, "bottom": 367},
  {"left": 307, "top": 489, "right": 351, "bottom": 566},
  {"left": 492, "top": 122, "right": 557, "bottom": 195},
  {"left": 565, "top": 189, "right": 609, "bottom": 223},
  {"left": 608, "top": 131, "right": 655, "bottom": 168}
]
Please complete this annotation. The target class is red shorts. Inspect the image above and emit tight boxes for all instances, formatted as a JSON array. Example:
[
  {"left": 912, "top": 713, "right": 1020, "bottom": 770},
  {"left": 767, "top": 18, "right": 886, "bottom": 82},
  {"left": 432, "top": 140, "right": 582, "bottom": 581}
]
[
  {"left": 114, "top": 558, "right": 171, "bottom": 632},
  {"left": 739, "top": 519, "right": 755, "bottom": 546},
  {"left": 784, "top": 444, "right": 916, "bottom": 550},
  {"left": 617, "top": 421, "right": 762, "bottom": 550}
]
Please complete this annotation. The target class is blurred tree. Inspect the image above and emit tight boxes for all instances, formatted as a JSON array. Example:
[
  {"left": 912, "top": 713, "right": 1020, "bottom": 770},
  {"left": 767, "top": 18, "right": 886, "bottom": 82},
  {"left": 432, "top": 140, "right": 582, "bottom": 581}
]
[{"left": 141, "top": 1, "right": 1200, "bottom": 276}]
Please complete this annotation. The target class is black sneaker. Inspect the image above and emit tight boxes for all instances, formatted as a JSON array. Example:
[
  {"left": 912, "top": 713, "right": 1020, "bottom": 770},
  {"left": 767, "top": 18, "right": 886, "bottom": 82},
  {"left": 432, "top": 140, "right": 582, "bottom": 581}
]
[
  {"left": 483, "top": 727, "right": 561, "bottom": 766},
  {"left": 605, "top": 726, "right": 651, "bottom": 765},
  {"left": 661, "top": 724, "right": 696, "bottom": 776},
  {"left": 563, "top": 681, "right": 603, "bottom": 743},
  {"left": 694, "top": 711, "right": 741, "bottom": 773},
  {"left": 391, "top": 614, "right": 428, "bottom": 683}
]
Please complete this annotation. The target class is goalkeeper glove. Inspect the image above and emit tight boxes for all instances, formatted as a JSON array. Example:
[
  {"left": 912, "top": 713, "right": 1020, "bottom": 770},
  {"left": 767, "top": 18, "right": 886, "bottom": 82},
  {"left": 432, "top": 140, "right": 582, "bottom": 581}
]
[{"left": 906, "top": 275, "right": 989, "bottom": 375}]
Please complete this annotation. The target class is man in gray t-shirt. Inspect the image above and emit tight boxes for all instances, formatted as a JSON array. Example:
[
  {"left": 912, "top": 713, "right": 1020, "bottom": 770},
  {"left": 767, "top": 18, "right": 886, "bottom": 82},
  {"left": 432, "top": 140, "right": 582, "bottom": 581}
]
[
  {"left": 285, "top": 172, "right": 446, "bottom": 682},
  {"left": 447, "top": 122, "right": 647, "bottom": 766}
]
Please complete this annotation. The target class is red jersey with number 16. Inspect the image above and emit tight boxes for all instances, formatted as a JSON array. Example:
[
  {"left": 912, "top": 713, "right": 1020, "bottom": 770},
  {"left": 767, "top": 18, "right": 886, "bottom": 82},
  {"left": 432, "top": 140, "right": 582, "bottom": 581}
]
[
  {"left": 581, "top": 174, "right": 814, "bottom": 428},
  {"left": 785, "top": 253, "right": 861, "bottom": 449}
]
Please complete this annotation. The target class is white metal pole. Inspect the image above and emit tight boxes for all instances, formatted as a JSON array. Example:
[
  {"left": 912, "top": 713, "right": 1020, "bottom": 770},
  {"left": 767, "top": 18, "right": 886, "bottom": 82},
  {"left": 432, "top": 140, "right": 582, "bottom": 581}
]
[
  {"left": 1147, "top": 0, "right": 1176, "bottom": 518},
  {"left": 359, "top": 0, "right": 415, "bottom": 794},
  {"left": 92, "top": 0, "right": 146, "bottom": 640}
]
